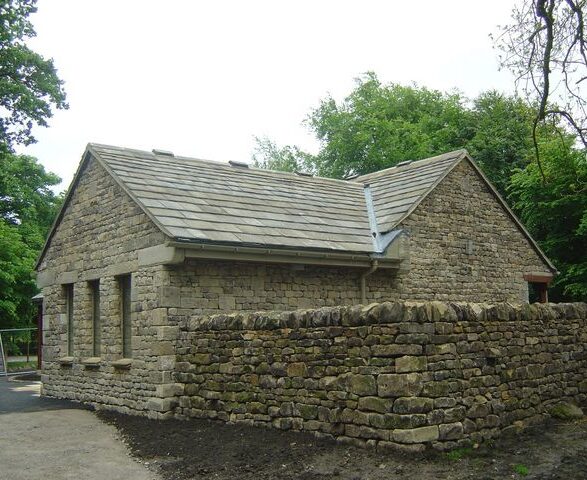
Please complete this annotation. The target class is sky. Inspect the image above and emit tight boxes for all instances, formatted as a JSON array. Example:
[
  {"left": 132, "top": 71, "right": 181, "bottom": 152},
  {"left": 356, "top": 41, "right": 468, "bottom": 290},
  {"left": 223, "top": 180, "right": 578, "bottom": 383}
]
[{"left": 19, "top": 0, "right": 518, "bottom": 190}]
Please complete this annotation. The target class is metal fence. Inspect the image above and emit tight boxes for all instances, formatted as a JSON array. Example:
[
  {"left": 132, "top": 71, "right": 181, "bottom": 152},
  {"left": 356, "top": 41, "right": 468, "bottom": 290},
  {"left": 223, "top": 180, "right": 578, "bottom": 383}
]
[{"left": 0, "top": 327, "right": 39, "bottom": 375}]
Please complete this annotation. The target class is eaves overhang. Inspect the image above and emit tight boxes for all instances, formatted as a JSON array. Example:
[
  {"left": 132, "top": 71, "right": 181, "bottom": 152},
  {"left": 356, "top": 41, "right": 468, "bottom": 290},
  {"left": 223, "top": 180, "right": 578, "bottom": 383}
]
[{"left": 138, "top": 239, "right": 407, "bottom": 269}]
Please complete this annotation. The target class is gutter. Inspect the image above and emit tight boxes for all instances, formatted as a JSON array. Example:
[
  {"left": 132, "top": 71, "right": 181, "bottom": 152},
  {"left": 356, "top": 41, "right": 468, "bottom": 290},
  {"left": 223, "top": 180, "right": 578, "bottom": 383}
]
[
  {"left": 141, "top": 241, "right": 404, "bottom": 269},
  {"left": 359, "top": 260, "right": 379, "bottom": 304}
]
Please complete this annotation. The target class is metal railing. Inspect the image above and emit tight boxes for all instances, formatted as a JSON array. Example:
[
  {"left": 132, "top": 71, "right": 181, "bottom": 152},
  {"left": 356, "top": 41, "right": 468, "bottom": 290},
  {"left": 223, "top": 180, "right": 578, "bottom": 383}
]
[{"left": 0, "top": 327, "right": 39, "bottom": 376}]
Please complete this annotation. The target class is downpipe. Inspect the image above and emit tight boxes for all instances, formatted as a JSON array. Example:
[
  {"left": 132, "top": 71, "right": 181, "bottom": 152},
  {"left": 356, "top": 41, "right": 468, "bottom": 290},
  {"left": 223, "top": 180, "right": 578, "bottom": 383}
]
[{"left": 360, "top": 260, "right": 379, "bottom": 305}]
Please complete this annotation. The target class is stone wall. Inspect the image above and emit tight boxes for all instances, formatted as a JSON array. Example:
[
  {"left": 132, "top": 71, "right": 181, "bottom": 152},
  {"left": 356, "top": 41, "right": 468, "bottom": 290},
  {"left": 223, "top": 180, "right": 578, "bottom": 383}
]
[
  {"left": 38, "top": 153, "right": 558, "bottom": 426},
  {"left": 395, "top": 160, "right": 552, "bottom": 303},
  {"left": 38, "top": 156, "right": 178, "bottom": 416},
  {"left": 174, "top": 301, "right": 587, "bottom": 451},
  {"left": 162, "top": 160, "right": 553, "bottom": 315}
]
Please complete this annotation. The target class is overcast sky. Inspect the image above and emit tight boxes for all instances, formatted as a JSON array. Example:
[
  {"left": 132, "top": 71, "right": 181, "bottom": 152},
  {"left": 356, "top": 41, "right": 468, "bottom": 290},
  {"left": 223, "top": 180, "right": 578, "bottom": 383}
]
[{"left": 19, "top": 0, "right": 518, "bottom": 190}]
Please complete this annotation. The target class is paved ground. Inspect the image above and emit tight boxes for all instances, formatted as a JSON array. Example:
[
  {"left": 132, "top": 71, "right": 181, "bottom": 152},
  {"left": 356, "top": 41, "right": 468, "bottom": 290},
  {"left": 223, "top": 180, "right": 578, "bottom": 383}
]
[
  {"left": 6, "top": 355, "right": 38, "bottom": 364},
  {"left": 0, "top": 377, "right": 158, "bottom": 480}
]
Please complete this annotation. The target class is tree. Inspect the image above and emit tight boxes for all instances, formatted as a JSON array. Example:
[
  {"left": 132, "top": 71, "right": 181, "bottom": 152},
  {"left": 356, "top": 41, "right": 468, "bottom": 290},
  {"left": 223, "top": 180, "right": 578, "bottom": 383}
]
[
  {"left": 0, "top": 153, "right": 61, "bottom": 237},
  {"left": 0, "top": 1, "right": 66, "bottom": 329},
  {"left": 509, "top": 135, "right": 587, "bottom": 301},
  {"left": 493, "top": 0, "right": 587, "bottom": 172},
  {"left": 305, "top": 73, "right": 471, "bottom": 178},
  {"left": 466, "top": 91, "right": 535, "bottom": 195},
  {"left": 252, "top": 137, "right": 311, "bottom": 173},
  {"left": 0, "top": 219, "right": 38, "bottom": 329},
  {"left": 252, "top": 75, "right": 539, "bottom": 197},
  {"left": 0, "top": 154, "right": 62, "bottom": 329},
  {"left": 0, "top": 0, "right": 67, "bottom": 151}
]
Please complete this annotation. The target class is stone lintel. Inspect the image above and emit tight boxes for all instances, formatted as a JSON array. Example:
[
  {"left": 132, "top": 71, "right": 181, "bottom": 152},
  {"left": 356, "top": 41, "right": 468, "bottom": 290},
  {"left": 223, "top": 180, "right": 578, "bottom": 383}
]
[
  {"left": 36, "top": 270, "right": 56, "bottom": 288},
  {"left": 107, "top": 260, "right": 138, "bottom": 277},
  {"left": 57, "top": 271, "right": 78, "bottom": 285},
  {"left": 138, "top": 244, "right": 185, "bottom": 266},
  {"left": 523, "top": 272, "right": 554, "bottom": 284}
]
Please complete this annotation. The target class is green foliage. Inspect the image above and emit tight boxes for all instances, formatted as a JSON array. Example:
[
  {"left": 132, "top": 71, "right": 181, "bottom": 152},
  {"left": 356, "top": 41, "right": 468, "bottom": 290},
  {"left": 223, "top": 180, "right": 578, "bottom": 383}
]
[
  {"left": 0, "top": 1, "right": 65, "bottom": 329},
  {"left": 0, "top": 218, "right": 37, "bottom": 328},
  {"left": 305, "top": 72, "right": 470, "bottom": 178},
  {"left": 0, "top": 153, "right": 62, "bottom": 234},
  {"left": 252, "top": 136, "right": 312, "bottom": 174},
  {"left": 445, "top": 447, "right": 473, "bottom": 461},
  {"left": 513, "top": 464, "right": 529, "bottom": 476},
  {"left": 0, "top": 152, "right": 62, "bottom": 328},
  {"left": 467, "top": 91, "right": 534, "bottom": 195},
  {"left": 510, "top": 141, "right": 587, "bottom": 301},
  {"left": 0, "top": 0, "right": 67, "bottom": 150},
  {"left": 7, "top": 360, "right": 37, "bottom": 372},
  {"left": 253, "top": 72, "right": 587, "bottom": 302},
  {"left": 253, "top": 74, "right": 539, "bottom": 197}
]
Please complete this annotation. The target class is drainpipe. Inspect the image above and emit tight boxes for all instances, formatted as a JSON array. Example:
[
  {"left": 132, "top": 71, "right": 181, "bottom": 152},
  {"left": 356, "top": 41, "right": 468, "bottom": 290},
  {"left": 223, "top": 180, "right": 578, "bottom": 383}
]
[{"left": 360, "top": 260, "right": 379, "bottom": 304}]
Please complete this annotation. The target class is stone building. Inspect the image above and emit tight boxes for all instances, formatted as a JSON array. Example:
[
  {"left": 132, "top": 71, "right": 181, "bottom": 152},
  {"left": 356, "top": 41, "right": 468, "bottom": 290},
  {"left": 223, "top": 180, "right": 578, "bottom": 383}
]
[{"left": 35, "top": 144, "right": 557, "bottom": 423}]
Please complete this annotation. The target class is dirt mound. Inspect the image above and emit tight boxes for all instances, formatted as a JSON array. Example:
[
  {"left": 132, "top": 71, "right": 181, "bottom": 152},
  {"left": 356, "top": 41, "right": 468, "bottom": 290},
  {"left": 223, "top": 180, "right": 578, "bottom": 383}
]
[{"left": 97, "top": 411, "right": 587, "bottom": 480}]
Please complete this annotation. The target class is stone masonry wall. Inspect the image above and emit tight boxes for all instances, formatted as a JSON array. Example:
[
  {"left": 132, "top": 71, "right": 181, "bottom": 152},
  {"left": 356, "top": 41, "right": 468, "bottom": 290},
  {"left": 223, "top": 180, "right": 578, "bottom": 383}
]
[
  {"left": 163, "top": 160, "right": 554, "bottom": 315},
  {"left": 396, "top": 160, "right": 552, "bottom": 303},
  {"left": 175, "top": 301, "right": 587, "bottom": 451},
  {"left": 39, "top": 156, "right": 179, "bottom": 416}
]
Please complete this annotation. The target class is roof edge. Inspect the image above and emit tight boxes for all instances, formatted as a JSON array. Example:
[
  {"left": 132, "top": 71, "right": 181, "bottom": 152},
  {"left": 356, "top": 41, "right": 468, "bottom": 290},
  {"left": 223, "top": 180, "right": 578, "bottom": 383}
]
[
  {"left": 86, "top": 144, "right": 177, "bottom": 240},
  {"left": 356, "top": 149, "right": 469, "bottom": 183},
  {"left": 379, "top": 150, "right": 468, "bottom": 231},
  {"left": 34, "top": 143, "right": 177, "bottom": 271},
  {"left": 462, "top": 155, "right": 558, "bottom": 274},
  {"left": 394, "top": 152, "right": 557, "bottom": 275},
  {"left": 34, "top": 146, "right": 94, "bottom": 270}
]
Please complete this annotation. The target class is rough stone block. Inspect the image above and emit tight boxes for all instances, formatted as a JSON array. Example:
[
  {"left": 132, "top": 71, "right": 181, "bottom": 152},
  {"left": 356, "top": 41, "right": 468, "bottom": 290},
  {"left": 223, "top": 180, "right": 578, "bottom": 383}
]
[
  {"left": 287, "top": 362, "right": 308, "bottom": 377},
  {"left": 439, "top": 422, "right": 464, "bottom": 440},
  {"left": 378, "top": 373, "right": 423, "bottom": 397},
  {"left": 358, "top": 396, "right": 394, "bottom": 413},
  {"left": 158, "top": 286, "right": 181, "bottom": 307},
  {"left": 396, "top": 356, "right": 428, "bottom": 373},
  {"left": 156, "top": 383, "right": 184, "bottom": 397},
  {"left": 151, "top": 341, "right": 175, "bottom": 356},
  {"left": 371, "top": 344, "right": 422, "bottom": 357},
  {"left": 295, "top": 403, "right": 319, "bottom": 420},
  {"left": 348, "top": 374, "right": 377, "bottom": 396},
  {"left": 156, "top": 326, "right": 179, "bottom": 341},
  {"left": 548, "top": 401, "right": 584, "bottom": 419},
  {"left": 393, "top": 397, "right": 433, "bottom": 414},
  {"left": 146, "top": 397, "right": 176, "bottom": 412},
  {"left": 392, "top": 425, "right": 439, "bottom": 444}
]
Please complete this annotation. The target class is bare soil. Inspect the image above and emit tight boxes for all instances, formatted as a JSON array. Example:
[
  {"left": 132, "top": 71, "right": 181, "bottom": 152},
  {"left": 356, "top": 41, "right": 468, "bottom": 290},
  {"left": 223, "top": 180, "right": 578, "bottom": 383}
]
[{"left": 97, "top": 411, "right": 587, "bottom": 480}]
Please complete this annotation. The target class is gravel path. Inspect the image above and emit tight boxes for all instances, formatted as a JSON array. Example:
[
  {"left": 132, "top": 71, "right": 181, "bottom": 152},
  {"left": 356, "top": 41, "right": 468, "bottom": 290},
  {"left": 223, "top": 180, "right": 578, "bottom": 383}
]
[{"left": 0, "top": 378, "right": 158, "bottom": 480}]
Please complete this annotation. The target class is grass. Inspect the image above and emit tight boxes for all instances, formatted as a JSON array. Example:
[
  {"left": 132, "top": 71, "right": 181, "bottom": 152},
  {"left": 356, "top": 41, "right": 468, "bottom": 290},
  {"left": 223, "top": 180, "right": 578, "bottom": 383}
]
[
  {"left": 6, "top": 360, "right": 37, "bottom": 372},
  {"left": 445, "top": 447, "right": 473, "bottom": 461},
  {"left": 513, "top": 464, "right": 529, "bottom": 476}
]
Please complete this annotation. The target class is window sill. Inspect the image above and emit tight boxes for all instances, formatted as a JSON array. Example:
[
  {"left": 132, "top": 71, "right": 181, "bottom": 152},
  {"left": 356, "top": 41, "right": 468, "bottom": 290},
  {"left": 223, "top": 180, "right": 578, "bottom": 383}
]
[
  {"left": 81, "top": 357, "right": 101, "bottom": 368},
  {"left": 59, "top": 356, "right": 74, "bottom": 366},
  {"left": 112, "top": 358, "right": 132, "bottom": 370}
]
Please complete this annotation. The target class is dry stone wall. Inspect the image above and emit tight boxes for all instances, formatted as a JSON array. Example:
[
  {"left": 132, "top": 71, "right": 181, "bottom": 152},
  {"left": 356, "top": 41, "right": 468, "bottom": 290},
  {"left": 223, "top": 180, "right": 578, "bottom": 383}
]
[{"left": 175, "top": 301, "right": 587, "bottom": 451}]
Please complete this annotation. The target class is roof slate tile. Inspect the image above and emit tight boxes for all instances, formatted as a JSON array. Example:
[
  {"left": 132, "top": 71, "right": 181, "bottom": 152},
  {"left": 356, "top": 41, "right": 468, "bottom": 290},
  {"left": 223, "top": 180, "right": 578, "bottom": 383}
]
[{"left": 88, "top": 145, "right": 464, "bottom": 253}]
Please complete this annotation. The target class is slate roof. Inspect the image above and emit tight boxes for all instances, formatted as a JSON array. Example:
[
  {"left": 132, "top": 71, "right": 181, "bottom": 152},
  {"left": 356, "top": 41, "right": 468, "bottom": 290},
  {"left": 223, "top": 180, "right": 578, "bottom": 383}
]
[
  {"left": 90, "top": 144, "right": 374, "bottom": 253},
  {"left": 35, "top": 143, "right": 556, "bottom": 272},
  {"left": 357, "top": 150, "right": 466, "bottom": 233}
]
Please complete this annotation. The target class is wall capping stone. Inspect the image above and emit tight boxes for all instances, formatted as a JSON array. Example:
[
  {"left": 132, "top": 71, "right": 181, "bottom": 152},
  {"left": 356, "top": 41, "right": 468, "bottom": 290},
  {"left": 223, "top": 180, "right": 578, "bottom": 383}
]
[{"left": 188, "top": 301, "right": 587, "bottom": 332}]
